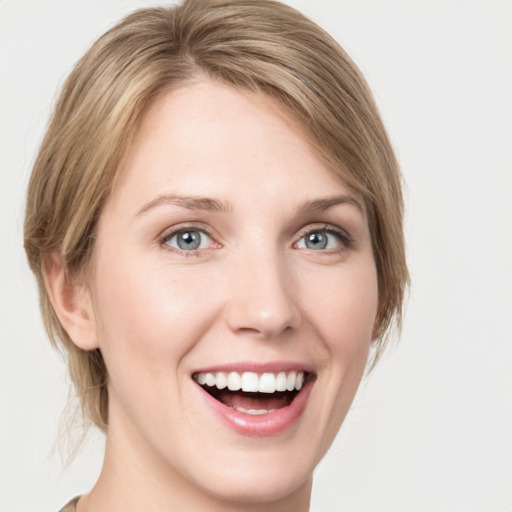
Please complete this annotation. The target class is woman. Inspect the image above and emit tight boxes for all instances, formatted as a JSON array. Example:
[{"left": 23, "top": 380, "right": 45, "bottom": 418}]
[{"left": 24, "top": 0, "right": 408, "bottom": 510}]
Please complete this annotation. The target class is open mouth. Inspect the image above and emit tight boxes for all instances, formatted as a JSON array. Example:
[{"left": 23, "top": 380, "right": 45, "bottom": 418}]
[{"left": 193, "top": 370, "right": 312, "bottom": 416}]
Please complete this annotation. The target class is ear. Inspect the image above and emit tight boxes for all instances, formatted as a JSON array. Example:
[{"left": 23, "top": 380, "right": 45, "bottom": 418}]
[{"left": 44, "top": 253, "right": 99, "bottom": 351}]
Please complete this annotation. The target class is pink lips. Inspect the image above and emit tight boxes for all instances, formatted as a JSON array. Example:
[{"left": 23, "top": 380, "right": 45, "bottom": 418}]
[{"left": 192, "top": 362, "right": 315, "bottom": 437}]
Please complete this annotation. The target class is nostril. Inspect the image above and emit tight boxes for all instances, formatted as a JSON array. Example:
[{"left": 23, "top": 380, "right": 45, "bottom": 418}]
[{"left": 225, "top": 302, "right": 301, "bottom": 339}]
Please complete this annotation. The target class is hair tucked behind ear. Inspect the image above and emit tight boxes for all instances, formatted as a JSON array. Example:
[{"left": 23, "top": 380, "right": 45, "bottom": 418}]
[{"left": 24, "top": 0, "right": 408, "bottom": 434}]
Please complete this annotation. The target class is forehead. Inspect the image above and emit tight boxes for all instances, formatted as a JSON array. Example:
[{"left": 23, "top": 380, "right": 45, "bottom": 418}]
[{"left": 108, "top": 79, "right": 361, "bottom": 214}]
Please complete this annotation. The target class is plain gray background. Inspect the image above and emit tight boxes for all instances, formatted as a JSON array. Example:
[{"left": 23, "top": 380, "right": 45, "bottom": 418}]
[{"left": 1, "top": 1, "right": 511, "bottom": 511}]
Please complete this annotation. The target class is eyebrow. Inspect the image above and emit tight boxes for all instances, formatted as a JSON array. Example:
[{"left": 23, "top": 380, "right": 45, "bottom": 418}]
[
  {"left": 136, "top": 194, "right": 234, "bottom": 216},
  {"left": 297, "top": 195, "right": 365, "bottom": 215},
  {"left": 136, "top": 193, "right": 364, "bottom": 217}
]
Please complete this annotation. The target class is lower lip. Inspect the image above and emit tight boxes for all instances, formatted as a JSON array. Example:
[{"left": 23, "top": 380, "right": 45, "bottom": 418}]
[{"left": 195, "top": 378, "right": 314, "bottom": 437}]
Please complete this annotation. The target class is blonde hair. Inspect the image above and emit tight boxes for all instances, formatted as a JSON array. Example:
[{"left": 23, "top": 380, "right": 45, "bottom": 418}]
[{"left": 24, "top": 0, "right": 408, "bottom": 432}]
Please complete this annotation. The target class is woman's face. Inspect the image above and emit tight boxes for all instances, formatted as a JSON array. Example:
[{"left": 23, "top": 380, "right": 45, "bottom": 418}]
[{"left": 87, "top": 80, "right": 378, "bottom": 504}]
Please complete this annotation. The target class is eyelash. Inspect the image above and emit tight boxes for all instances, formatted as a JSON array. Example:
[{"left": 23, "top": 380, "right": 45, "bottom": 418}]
[
  {"left": 160, "top": 225, "right": 215, "bottom": 257},
  {"left": 159, "top": 224, "right": 354, "bottom": 256},
  {"left": 294, "top": 224, "right": 354, "bottom": 253}
]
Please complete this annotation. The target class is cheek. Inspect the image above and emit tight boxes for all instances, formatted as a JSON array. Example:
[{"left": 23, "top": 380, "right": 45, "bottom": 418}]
[
  {"left": 304, "top": 258, "right": 379, "bottom": 357},
  {"left": 91, "top": 250, "right": 222, "bottom": 375},
  {"left": 89, "top": 254, "right": 226, "bottom": 438},
  {"left": 297, "top": 256, "right": 379, "bottom": 456},
  {"left": 307, "top": 257, "right": 378, "bottom": 405}
]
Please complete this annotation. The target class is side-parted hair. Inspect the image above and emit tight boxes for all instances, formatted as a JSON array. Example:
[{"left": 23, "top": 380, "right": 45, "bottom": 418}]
[{"left": 24, "top": 0, "right": 408, "bottom": 432}]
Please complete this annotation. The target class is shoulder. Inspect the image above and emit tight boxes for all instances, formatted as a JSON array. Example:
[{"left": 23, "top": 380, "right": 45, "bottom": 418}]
[{"left": 58, "top": 496, "right": 81, "bottom": 512}]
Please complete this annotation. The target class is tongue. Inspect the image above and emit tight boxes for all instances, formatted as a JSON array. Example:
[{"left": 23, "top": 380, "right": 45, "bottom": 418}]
[{"left": 218, "top": 390, "right": 291, "bottom": 411}]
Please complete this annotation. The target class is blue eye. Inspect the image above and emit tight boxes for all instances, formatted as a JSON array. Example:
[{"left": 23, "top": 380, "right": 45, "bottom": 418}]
[
  {"left": 296, "top": 229, "right": 345, "bottom": 251},
  {"left": 164, "top": 229, "right": 212, "bottom": 251}
]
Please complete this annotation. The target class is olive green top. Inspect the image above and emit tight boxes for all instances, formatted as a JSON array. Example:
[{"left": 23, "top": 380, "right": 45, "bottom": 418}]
[{"left": 59, "top": 496, "right": 80, "bottom": 512}]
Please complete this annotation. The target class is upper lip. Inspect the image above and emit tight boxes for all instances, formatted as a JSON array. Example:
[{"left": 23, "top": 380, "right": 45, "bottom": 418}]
[{"left": 191, "top": 361, "right": 314, "bottom": 375}]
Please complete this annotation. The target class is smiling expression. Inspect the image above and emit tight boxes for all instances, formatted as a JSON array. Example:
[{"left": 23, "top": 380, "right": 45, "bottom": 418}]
[{"left": 84, "top": 79, "right": 379, "bottom": 506}]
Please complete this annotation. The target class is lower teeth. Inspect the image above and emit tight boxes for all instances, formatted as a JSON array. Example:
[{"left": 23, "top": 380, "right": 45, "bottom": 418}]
[{"left": 235, "top": 407, "right": 277, "bottom": 415}]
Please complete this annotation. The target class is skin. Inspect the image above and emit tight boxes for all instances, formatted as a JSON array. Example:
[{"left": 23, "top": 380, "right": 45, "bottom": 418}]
[{"left": 48, "top": 79, "right": 379, "bottom": 511}]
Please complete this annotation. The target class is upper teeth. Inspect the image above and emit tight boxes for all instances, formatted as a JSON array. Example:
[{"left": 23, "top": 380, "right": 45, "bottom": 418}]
[{"left": 195, "top": 371, "right": 305, "bottom": 393}]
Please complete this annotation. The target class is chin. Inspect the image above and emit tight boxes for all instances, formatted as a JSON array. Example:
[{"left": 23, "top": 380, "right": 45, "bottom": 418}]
[{"left": 188, "top": 457, "right": 314, "bottom": 506}]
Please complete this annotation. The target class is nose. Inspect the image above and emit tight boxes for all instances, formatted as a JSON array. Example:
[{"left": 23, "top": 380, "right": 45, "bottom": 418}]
[{"left": 223, "top": 249, "right": 301, "bottom": 339}]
